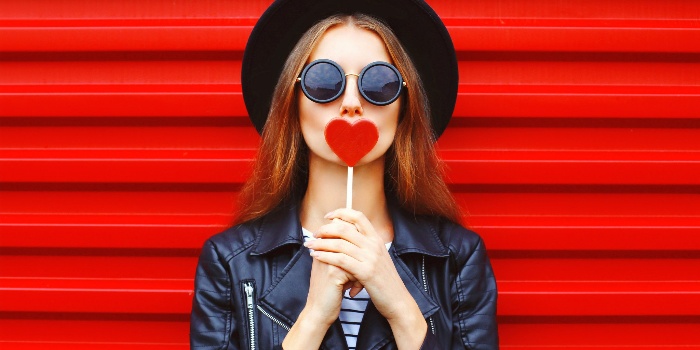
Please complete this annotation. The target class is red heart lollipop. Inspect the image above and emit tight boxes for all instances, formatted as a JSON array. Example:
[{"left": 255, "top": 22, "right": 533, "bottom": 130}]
[{"left": 324, "top": 118, "right": 379, "bottom": 167}]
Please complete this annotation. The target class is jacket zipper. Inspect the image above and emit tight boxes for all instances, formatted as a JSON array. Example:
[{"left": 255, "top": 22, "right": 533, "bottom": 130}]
[
  {"left": 243, "top": 281, "right": 257, "bottom": 350},
  {"left": 257, "top": 305, "right": 291, "bottom": 331},
  {"left": 421, "top": 256, "right": 436, "bottom": 335}
]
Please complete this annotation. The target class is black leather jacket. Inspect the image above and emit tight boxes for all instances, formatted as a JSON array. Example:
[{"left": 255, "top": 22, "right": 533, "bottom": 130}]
[{"left": 190, "top": 202, "right": 499, "bottom": 349}]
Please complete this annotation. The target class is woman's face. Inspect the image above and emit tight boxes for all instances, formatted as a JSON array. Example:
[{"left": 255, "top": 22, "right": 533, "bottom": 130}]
[{"left": 298, "top": 25, "right": 400, "bottom": 168}]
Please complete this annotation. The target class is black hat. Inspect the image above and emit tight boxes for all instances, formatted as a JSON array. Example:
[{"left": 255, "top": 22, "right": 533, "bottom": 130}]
[{"left": 241, "top": 0, "right": 458, "bottom": 138}]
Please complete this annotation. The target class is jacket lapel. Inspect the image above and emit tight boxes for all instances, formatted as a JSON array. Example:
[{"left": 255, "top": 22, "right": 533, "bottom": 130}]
[{"left": 354, "top": 247, "right": 442, "bottom": 349}]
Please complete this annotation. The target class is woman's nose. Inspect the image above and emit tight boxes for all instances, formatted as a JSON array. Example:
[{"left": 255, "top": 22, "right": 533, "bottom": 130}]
[{"left": 339, "top": 75, "right": 363, "bottom": 117}]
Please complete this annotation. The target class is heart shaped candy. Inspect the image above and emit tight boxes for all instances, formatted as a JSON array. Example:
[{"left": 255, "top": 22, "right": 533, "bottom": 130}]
[{"left": 324, "top": 118, "right": 380, "bottom": 167}]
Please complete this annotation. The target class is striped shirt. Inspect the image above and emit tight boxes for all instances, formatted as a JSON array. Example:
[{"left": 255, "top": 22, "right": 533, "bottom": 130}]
[{"left": 302, "top": 228, "right": 392, "bottom": 349}]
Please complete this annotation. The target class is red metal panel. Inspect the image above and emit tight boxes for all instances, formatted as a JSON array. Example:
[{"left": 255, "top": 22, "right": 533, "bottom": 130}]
[{"left": 1, "top": 0, "right": 699, "bottom": 348}]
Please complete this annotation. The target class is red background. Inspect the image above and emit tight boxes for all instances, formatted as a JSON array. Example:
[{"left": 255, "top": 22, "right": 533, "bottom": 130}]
[{"left": 1, "top": 0, "right": 700, "bottom": 348}]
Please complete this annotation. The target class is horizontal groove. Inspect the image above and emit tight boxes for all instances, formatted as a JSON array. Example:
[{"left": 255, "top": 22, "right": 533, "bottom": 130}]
[
  {"left": 498, "top": 315, "right": 700, "bottom": 323},
  {"left": 0, "top": 278, "right": 193, "bottom": 314},
  {"left": 5, "top": 148, "right": 698, "bottom": 159},
  {"left": 0, "top": 311, "right": 189, "bottom": 322},
  {"left": 499, "top": 280, "right": 700, "bottom": 293},
  {"left": 0, "top": 247, "right": 200, "bottom": 257},
  {"left": 471, "top": 216, "right": 700, "bottom": 251},
  {"left": 449, "top": 26, "right": 700, "bottom": 53},
  {"left": 2, "top": 89, "right": 698, "bottom": 118},
  {"left": 1, "top": 279, "right": 698, "bottom": 315},
  {"left": 5, "top": 255, "right": 698, "bottom": 281},
  {"left": 1, "top": 226, "right": 697, "bottom": 251},
  {"left": 450, "top": 117, "right": 700, "bottom": 128},
  {"left": 4, "top": 17, "right": 698, "bottom": 28},
  {"left": 1, "top": 150, "right": 698, "bottom": 184},
  {"left": 489, "top": 250, "right": 700, "bottom": 259},
  {"left": 0, "top": 50, "right": 240, "bottom": 61},
  {"left": 0, "top": 117, "right": 252, "bottom": 127},
  {"left": 0, "top": 26, "right": 251, "bottom": 52},
  {"left": 2, "top": 215, "right": 697, "bottom": 250},
  {"left": 442, "top": 18, "right": 700, "bottom": 28},
  {"left": 1, "top": 21, "right": 698, "bottom": 53},
  {"left": 0, "top": 18, "right": 258, "bottom": 27},
  {"left": 4, "top": 84, "right": 697, "bottom": 94},
  {"left": 455, "top": 92, "right": 700, "bottom": 119},
  {"left": 0, "top": 228, "right": 219, "bottom": 250},
  {"left": 460, "top": 50, "right": 700, "bottom": 62},
  {"left": 0, "top": 182, "right": 240, "bottom": 192},
  {"left": 0, "top": 93, "right": 244, "bottom": 118},
  {"left": 3, "top": 183, "right": 700, "bottom": 193},
  {"left": 451, "top": 184, "right": 700, "bottom": 194},
  {"left": 0, "top": 277, "right": 192, "bottom": 288},
  {"left": 497, "top": 281, "right": 700, "bottom": 316},
  {"left": 2, "top": 49, "right": 699, "bottom": 62},
  {"left": 0, "top": 84, "right": 240, "bottom": 93},
  {"left": 0, "top": 343, "right": 188, "bottom": 349}
]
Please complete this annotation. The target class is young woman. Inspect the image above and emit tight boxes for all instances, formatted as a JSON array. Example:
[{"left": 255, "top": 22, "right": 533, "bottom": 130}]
[{"left": 190, "top": 1, "right": 498, "bottom": 349}]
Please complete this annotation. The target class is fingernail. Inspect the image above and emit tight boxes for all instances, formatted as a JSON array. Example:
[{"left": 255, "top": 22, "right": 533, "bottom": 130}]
[{"left": 324, "top": 211, "right": 333, "bottom": 219}]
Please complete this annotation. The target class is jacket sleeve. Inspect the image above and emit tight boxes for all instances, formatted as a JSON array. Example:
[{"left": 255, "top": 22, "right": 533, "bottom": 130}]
[
  {"left": 190, "top": 239, "right": 238, "bottom": 349},
  {"left": 452, "top": 236, "right": 499, "bottom": 349}
]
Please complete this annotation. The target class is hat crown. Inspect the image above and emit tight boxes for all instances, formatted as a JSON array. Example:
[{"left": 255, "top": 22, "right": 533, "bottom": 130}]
[{"left": 242, "top": 0, "right": 458, "bottom": 138}]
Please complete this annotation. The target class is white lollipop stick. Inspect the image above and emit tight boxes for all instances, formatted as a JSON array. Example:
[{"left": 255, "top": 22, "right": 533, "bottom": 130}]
[{"left": 346, "top": 166, "right": 353, "bottom": 209}]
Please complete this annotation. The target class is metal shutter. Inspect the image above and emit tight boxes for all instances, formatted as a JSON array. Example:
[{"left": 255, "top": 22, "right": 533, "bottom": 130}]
[{"left": 1, "top": 0, "right": 699, "bottom": 348}]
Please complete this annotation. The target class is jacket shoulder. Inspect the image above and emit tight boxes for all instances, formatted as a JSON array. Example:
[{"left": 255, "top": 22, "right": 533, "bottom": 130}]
[
  {"left": 435, "top": 219, "right": 488, "bottom": 263},
  {"left": 203, "top": 219, "right": 260, "bottom": 261}
]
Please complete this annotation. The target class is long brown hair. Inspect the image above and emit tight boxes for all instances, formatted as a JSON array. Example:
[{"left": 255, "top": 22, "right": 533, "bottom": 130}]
[{"left": 235, "top": 14, "right": 461, "bottom": 224}]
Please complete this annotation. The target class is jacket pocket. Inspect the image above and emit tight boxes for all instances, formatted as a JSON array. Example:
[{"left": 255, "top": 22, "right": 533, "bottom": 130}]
[{"left": 241, "top": 280, "right": 257, "bottom": 350}]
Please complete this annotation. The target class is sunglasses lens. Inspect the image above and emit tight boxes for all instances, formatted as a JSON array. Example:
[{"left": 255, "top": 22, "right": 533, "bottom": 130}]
[
  {"left": 302, "top": 61, "right": 344, "bottom": 102},
  {"left": 360, "top": 64, "right": 401, "bottom": 105}
]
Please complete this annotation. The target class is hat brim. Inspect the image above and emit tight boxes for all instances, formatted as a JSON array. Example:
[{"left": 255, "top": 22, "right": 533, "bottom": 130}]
[{"left": 241, "top": 0, "right": 458, "bottom": 138}]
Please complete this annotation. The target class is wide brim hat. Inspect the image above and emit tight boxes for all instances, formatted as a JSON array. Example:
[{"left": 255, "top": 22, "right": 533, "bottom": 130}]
[{"left": 242, "top": 0, "right": 458, "bottom": 138}]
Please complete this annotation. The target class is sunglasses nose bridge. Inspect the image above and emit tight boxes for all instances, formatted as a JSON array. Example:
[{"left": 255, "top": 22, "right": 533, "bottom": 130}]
[{"left": 339, "top": 72, "right": 364, "bottom": 117}]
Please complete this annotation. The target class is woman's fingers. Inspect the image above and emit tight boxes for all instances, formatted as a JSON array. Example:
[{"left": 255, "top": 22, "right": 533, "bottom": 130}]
[
  {"left": 348, "top": 281, "right": 364, "bottom": 298},
  {"left": 310, "top": 250, "right": 361, "bottom": 277},
  {"left": 304, "top": 237, "right": 362, "bottom": 260},
  {"left": 325, "top": 208, "right": 376, "bottom": 237},
  {"left": 314, "top": 208, "right": 382, "bottom": 248},
  {"left": 314, "top": 219, "right": 365, "bottom": 246}
]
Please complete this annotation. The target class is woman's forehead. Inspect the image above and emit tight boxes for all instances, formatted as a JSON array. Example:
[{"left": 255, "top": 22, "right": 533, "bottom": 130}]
[{"left": 308, "top": 25, "right": 392, "bottom": 70}]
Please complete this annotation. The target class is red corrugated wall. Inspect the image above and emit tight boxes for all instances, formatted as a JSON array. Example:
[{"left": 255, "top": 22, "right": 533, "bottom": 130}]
[{"left": 1, "top": 0, "right": 699, "bottom": 348}]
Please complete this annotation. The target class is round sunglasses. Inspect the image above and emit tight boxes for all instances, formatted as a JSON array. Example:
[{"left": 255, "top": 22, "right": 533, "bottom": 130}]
[{"left": 297, "top": 59, "right": 406, "bottom": 106}]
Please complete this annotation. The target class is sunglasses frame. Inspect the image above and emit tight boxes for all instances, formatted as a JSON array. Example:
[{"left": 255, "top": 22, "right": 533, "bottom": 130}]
[{"left": 297, "top": 59, "right": 406, "bottom": 106}]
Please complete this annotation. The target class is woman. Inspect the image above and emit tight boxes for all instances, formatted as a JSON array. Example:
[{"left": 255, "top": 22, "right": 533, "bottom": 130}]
[{"left": 190, "top": 1, "right": 498, "bottom": 349}]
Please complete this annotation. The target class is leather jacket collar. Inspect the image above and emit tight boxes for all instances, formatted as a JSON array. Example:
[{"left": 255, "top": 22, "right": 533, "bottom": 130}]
[{"left": 250, "top": 200, "right": 450, "bottom": 258}]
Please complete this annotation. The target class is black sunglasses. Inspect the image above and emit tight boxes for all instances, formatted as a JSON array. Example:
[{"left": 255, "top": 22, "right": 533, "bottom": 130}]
[{"left": 297, "top": 59, "right": 406, "bottom": 106}]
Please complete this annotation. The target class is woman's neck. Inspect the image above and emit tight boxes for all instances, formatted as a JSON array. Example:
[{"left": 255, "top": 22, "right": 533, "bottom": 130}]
[{"left": 300, "top": 155, "right": 394, "bottom": 243}]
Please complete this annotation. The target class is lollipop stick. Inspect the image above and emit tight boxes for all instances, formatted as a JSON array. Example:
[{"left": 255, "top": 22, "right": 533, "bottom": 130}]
[{"left": 346, "top": 166, "right": 353, "bottom": 209}]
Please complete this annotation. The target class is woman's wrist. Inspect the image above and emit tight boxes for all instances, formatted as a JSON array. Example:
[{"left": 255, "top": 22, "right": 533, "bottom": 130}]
[
  {"left": 282, "top": 307, "right": 333, "bottom": 350},
  {"left": 383, "top": 291, "right": 428, "bottom": 349},
  {"left": 298, "top": 306, "right": 336, "bottom": 328},
  {"left": 388, "top": 309, "right": 427, "bottom": 349}
]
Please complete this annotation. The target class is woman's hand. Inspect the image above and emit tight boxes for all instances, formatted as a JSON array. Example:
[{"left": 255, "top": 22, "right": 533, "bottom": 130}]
[
  {"left": 304, "top": 256, "right": 357, "bottom": 325},
  {"left": 305, "top": 209, "right": 392, "bottom": 307},
  {"left": 304, "top": 208, "right": 427, "bottom": 349},
  {"left": 282, "top": 250, "right": 358, "bottom": 349}
]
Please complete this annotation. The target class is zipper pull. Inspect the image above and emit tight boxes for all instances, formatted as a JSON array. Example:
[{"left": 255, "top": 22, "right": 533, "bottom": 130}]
[{"left": 244, "top": 282, "right": 254, "bottom": 309}]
